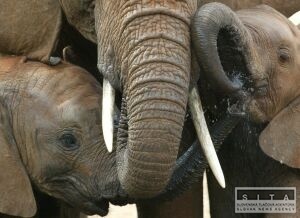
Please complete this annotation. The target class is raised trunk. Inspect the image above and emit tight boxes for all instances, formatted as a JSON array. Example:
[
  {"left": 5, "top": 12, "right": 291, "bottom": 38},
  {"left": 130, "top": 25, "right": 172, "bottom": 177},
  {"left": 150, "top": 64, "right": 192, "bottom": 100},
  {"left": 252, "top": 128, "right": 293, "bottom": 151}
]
[
  {"left": 191, "top": 2, "right": 255, "bottom": 98},
  {"left": 116, "top": 11, "right": 191, "bottom": 198}
]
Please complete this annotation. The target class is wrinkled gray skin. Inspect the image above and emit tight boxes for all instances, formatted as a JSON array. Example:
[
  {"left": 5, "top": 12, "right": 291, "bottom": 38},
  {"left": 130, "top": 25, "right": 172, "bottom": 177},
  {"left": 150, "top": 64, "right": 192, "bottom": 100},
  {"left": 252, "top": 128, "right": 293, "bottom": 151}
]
[
  {"left": 2, "top": 0, "right": 299, "bottom": 201},
  {"left": 1, "top": 0, "right": 300, "bottom": 216},
  {"left": 0, "top": 56, "right": 119, "bottom": 217},
  {"left": 44, "top": 2, "right": 300, "bottom": 201},
  {"left": 137, "top": 3, "right": 300, "bottom": 218}
]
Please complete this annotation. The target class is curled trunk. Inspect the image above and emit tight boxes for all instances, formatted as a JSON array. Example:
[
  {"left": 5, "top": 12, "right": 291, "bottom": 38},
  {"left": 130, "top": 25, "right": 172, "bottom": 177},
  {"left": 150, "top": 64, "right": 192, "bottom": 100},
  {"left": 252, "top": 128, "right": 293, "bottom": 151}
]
[{"left": 191, "top": 2, "right": 255, "bottom": 97}]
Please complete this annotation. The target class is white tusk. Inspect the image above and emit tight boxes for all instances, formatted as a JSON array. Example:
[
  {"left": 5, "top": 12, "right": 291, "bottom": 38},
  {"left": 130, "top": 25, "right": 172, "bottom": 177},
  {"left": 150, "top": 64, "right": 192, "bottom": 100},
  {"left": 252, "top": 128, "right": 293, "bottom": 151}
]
[
  {"left": 203, "top": 170, "right": 211, "bottom": 218},
  {"left": 289, "top": 11, "right": 300, "bottom": 26},
  {"left": 102, "top": 79, "right": 115, "bottom": 153},
  {"left": 188, "top": 86, "right": 226, "bottom": 188}
]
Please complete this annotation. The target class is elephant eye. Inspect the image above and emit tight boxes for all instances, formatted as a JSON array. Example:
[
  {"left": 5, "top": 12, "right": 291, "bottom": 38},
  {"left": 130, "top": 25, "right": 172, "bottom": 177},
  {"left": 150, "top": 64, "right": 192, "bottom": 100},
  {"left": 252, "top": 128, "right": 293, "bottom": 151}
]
[
  {"left": 59, "top": 133, "right": 79, "bottom": 150},
  {"left": 278, "top": 47, "right": 291, "bottom": 64}
]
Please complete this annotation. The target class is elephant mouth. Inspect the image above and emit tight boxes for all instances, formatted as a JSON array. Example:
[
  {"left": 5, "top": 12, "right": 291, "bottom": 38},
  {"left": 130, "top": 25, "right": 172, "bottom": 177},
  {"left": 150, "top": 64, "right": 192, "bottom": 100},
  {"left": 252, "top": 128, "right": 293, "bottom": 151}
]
[
  {"left": 83, "top": 189, "right": 134, "bottom": 216},
  {"left": 82, "top": 199, "right": 109, "bottom": 216},
  {"left": 40, "top": 176, "right": 114, "bottom": 216},
  {"left": 252, "top": 79, "right": 268, "bottom": 97}
]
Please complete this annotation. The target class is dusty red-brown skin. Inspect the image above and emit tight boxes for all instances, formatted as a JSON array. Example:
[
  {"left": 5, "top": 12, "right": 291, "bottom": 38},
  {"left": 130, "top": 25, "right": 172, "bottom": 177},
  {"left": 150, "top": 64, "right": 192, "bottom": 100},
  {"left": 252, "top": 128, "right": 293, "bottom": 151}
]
[{"left": 0, "top": 56, "right": 120, "bottom": 217}]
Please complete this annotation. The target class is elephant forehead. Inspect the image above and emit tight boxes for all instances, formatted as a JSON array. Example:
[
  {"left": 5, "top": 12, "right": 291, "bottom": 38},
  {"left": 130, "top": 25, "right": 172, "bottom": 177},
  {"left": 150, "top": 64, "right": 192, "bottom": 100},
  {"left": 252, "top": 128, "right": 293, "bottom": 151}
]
[
  {"left": 240, "top": 10, "right": 296, "bottom": 43},
  {"left": 57, "top": 95, "right": 101, "bottom": 123},
  {"left": 120, "top": 0, "right": 198, "bottom": 21},
  {"left": 18, "top": 63, "right": 102, "bottom": 123},
  {"left": 21, "top": 65, "right": 99, "bottom": 99},
  {"left": 260, "top": 20, "right": 296, "bottom": 43}
]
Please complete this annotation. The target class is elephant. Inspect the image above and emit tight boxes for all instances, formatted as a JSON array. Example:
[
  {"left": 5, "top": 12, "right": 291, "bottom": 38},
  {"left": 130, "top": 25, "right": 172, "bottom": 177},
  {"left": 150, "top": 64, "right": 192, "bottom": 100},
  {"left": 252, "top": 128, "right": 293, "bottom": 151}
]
[
  {"left": 192, "top": 3, "right": 300, "bottom": 164},
  {"left": 0, "top": 55, "right": 123, "bottom": 217},
  {"left": 0, "top": 0, "right": 228, "bottom": 201},
  {"left": 0, "top": 54, "right": 205, "bottom": 217},
  {"left": 191, "top": 3, "right": 300, "bottom": 217},
  {"left": 1, "top": 191, "right": 84, "bottom": 218},
  {"left": 137, "top": 3, "right": 300, "bottom": 218},
  {"left": 1, "top": 0, "right": 300, "bottom": 215}
]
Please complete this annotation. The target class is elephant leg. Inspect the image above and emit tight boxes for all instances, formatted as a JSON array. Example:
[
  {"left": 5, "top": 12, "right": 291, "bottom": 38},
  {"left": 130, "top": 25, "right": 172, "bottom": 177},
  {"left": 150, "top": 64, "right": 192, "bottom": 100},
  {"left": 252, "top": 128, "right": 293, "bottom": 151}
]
[{"left": 136, "top": 182, "right": 203, "bottom": 218}]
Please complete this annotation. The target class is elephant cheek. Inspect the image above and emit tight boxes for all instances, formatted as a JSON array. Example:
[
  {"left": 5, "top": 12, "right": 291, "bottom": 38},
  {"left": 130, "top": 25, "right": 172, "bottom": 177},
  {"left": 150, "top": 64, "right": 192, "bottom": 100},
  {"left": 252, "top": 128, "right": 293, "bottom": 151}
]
[{"left": 246, "top": 98, "right": 270, "bottom": 123}]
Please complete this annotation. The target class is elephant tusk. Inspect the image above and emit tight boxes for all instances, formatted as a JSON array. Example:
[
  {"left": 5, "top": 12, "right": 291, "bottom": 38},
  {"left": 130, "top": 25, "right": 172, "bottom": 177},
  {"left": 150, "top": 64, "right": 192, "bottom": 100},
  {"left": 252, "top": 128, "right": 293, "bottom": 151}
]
[
  {"left": 289, "top": 11, "right": 300, "bottom": 26},
  {"left": 102, "top": 79, "right": 115, "bottom": 153},
  {"left": 188, "top": 86, "right": 226, "bottom": 188},
  {"left": 203, "top": 170, "right": 211, "bottom": 218}
]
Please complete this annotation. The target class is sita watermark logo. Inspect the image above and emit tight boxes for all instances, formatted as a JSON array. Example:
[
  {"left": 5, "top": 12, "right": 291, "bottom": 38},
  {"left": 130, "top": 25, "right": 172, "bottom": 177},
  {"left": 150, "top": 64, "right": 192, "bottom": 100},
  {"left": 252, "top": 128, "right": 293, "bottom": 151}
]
[{"left": 235, "top": 187, "right": 296, "bottom": 213}]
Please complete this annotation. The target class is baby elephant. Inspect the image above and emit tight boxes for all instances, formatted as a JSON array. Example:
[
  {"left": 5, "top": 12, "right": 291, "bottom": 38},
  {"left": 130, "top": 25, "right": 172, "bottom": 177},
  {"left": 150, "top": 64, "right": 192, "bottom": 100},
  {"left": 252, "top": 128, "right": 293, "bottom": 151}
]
[{"left": 0, "top": 56, "right": 119, "bottom": 217}]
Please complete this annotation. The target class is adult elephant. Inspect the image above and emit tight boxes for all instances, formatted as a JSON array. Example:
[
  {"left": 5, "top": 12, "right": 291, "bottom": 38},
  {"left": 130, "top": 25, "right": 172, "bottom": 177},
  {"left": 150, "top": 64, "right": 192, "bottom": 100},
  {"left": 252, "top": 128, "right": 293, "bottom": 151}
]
[
  {"left": 0, "top": 0, "right": 226, "bottom": 200},
  {"left": 2, "top": 0, "right": 299, "bottom": 199},
  {"left": 0, "top": 0, "right": 299, "bottom": 211}
]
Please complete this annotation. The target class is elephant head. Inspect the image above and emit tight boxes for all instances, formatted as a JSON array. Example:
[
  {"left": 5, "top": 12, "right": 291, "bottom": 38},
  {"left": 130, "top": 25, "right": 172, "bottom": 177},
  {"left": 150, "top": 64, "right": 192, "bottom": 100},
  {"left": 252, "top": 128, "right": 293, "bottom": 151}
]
[
  {"left": 0, "top": 56, "right": 121, "bottom": 217},
  {"left": 192, "top": 3, "right": 300, "bottom": 168},
  {"left": 0, "top": 0, "right": 224, "bottom": 199},
  {"left": 59, "top": 0, "right": 227, "bottom": 198}
]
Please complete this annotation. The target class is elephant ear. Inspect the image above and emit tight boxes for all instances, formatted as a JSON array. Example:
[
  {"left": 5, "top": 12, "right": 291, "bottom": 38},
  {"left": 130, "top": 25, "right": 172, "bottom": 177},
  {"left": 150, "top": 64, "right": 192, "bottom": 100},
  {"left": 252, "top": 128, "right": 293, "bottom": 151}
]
[
  {"left": 0, "top": 0, "right": 62, "bottom": 63},
  {"left": 259, "top": 96, "right": 300, "bottom": 168},
  {"left": 0, "top": 102, "right": 36, "bottom": 217}
]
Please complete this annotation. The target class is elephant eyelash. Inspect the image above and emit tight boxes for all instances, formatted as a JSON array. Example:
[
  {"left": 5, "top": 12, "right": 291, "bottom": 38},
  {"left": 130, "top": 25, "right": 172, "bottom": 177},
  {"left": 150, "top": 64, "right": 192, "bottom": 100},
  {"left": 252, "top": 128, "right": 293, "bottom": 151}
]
[
  {"left": 59, "top": 133, "right": 80, "bottom": 151},
  {"left": 56, "top": 129, "right": 83, "bottom": 151},
  {"left": 278, "top": 47, "right": 292, "bottom": 63}
]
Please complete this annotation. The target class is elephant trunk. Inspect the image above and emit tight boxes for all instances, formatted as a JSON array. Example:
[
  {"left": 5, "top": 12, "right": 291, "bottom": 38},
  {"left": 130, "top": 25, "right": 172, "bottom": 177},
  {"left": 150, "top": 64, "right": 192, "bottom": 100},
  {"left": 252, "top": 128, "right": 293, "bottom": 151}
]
[
  {"left": 117, "top": 14, "right": 191, "bottom": 198},
  {"left": 191, "top": 2, "right": 255, "bottom": 97}
]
